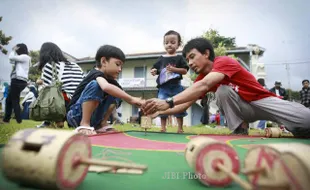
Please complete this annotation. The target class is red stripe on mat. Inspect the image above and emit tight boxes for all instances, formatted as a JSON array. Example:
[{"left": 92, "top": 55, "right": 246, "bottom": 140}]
[
  {"left": 90, "top": 133, "right": 186, "bottom": 151},
  {"left": 89, "top": 132, "right": 258, "bottom": 150}
]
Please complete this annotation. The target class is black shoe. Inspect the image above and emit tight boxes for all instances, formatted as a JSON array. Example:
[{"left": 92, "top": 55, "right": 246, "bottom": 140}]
[{"left": 231, "top": 124, "right": 249, "bottom": 135}]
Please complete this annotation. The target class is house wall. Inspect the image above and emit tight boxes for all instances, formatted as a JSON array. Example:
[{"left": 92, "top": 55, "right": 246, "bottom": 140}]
[
  {"left": 76, "top": 51, "right": 253, "bottom": 127},
  {"left": 77, "top": 58, "right": 193, "bottom": 126},
  {"left": 120, "top": 58, "right": 192, "bottom": 126}
]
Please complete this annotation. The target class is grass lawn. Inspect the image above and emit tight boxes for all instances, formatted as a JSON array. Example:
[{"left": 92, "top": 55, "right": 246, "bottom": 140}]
[{"left": 0, "top": 119, "right": 269, "bottom": 144}]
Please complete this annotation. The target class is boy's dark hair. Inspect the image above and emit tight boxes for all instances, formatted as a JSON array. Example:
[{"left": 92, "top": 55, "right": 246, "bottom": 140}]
[
  {"left": 95, "top": 45, "right": 126, "bottom": 68},
  {"left": 182, "top": 37, "right": 215, "bottom": 62},
  {"left": 164, "top": 30, "right": 182, "bottom": 46},
  {"left": 16, "top": 43, "right": 28, "bottom": 55},
  {"left": 302, "top": 79, "right": 309, "bottom": 84},
  {"left": 38, "top": 42, "right": 68, "bottom": 70}
]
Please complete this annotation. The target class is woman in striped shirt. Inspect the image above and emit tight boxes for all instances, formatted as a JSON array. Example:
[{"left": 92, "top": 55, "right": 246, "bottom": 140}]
[{"left": 36, "top": 42, "right": 84, "bottom": 128}]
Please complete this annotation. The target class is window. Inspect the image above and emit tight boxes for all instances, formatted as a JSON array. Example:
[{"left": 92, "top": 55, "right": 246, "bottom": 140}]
[
  {"left": 134, "top": 66, "right": 146, "bottom": 78},
  {"left": 132, "top": 105, "right": 139, "bottom": 116}
]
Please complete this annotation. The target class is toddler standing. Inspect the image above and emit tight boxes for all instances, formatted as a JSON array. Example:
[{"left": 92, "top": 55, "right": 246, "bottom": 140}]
[{"left": 150, "top": 30, "right": 189, "bottom": 133}]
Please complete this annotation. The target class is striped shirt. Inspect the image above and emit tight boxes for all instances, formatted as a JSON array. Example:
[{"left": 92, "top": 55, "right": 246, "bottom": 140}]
[{"left": 41, "top": 61, "right": 84, "bottom": 99}]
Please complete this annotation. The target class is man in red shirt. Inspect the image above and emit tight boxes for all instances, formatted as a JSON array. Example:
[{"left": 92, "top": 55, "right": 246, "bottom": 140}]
[{"left": 142, "top": 37, "right": 310, "bottom": 137}]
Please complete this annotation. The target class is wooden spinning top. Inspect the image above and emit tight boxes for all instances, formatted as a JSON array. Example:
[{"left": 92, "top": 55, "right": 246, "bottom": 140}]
[
  {"left": 265, "top": 127, "right": 282, "bottom": 138},
  {"left": 1, "top": 128, "right": 147, "bottom": 190},
  {"left": 185, "top": 137, "right": 252, "bottom": 189},
  {"left": 243, "top": 143, "right": 309, "bottom": 190}
]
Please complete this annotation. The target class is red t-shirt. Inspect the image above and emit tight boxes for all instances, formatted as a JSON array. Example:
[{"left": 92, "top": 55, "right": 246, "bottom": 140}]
[{"left": 194, "top": 56, "right": 278, "bottom": 102}]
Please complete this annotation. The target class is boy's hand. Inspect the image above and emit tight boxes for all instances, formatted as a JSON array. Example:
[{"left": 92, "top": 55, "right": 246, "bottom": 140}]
[
  {"left": 150, "top": 68, "right": 157, "bottom": 76},
  {"left": 130, "top": 97, "right": 144, "bottom": 107}
]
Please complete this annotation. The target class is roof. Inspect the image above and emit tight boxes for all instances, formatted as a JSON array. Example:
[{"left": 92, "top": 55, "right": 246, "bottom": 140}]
[
  {"left": 72, "top": 45, "right": 266, "bottom": 64},
  {"left": 62, "top": 51, "right": 79, "bottom": 62}
]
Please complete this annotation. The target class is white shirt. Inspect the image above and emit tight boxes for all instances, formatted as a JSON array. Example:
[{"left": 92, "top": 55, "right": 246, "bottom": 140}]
[
  {"left": 9, "top": 51, "right": 31, "bottom": 81},
  {"left": 21, "top": 91, "right": 36, "bottom": 104}
]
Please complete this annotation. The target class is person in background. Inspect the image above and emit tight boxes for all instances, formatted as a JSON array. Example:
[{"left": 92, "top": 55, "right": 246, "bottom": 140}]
[
  {"left": 2, "top": 44, "right": 31, "bottom": 124},
  {"left": 300, "top": 79, "right": 310, "bottom": 108},
  {"left": 21, "top": 85, "right": 38, "bottom": 119},
  {"left": 269, "top": 81, "right": 287, "bottom": 100},
  {"left": 1, "top": 82, "right": 9, "bottom": 113},
  {"left": 257, "top": 78, "right": 268, "bottom": 90},
  {"left": 256, "top": 78, "right": 267, "bottom": 130},
  {"left": 215, "top": 110, "right": 220, "bottom": 125},
  {"left": 36, "top": 42, "right": 84, "bottom": 128}
]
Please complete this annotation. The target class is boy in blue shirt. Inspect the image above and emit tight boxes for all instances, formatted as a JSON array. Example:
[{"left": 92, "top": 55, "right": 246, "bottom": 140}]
[{"left": 67, "top": 45, "right": 144, "bottom": 135}]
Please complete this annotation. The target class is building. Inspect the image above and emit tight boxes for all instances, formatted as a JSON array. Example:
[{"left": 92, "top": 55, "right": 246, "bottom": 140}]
[
  {"left": 75, "top": 44, "right": 266, "bottom": 126},
  {"left": 0, "top": 45, "right": 267, "bottom": 124}
]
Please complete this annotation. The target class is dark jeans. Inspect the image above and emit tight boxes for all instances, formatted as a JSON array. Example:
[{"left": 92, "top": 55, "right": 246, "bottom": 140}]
[
  {"left": 21, "top": 101, "right": 31, "bottom": 120},
  {"left": 3, "top": 79, "right": 27, "bottom": 123}
]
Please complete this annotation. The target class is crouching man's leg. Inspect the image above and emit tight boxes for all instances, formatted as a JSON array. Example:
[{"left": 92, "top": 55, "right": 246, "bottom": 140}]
[
  {"left": 93, "top": 96, "right": 118, "bottom": 133},
  {"left": 250, "top": 97, "right": 310, "bottom": 138},
  {"left": 215, "top": 85, "right": 259, "bottom": 135},
  {"left": 67, "top": 80, "right": 110, "bottom": 135}
]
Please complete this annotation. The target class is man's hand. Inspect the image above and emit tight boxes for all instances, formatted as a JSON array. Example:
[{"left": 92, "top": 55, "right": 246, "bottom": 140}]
[
  {"left": 149, "top": 111, "right": 160, "bottom": 119},
  {"left": 142, "top": 98, "right": 170, "bottom": 115},
  {"left": 150, "top": 68, "right": 157, "bottom": 76}
]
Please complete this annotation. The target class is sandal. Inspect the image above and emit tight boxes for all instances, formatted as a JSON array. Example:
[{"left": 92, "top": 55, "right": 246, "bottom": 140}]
[
  {"left": 96, "top": 125, "right": 117, "bottom": 133},
  {"left": 177, "top": 129, "right": 184, "bottom": 133},
  {"left": 74, "top": 126, "right": 97, "bottom": 136},
  {"left": 160, "top": 129, "right": 166, "bottom": 133}
]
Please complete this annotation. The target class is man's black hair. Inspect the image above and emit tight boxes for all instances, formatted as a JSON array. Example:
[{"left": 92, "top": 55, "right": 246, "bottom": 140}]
[
  {"left": 182, "top": 37, "right": 215, "bottom": 62},
  {"left": 302, "top": 79, "right": 309, "bottom": 84},
  {"left": 95, "top": 45, "right": 126, "bottom": 68}
]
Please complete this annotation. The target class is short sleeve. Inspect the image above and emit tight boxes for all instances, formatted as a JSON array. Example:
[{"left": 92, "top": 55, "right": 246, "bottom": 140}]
[
  {"left": 151, "top": 57, "right": 162, "bottom": 70},
  {"left": 194, "top": 73, "right": 205, "bottom": 83},
  {"left": 177, "top": 55, "right": 189, "bottom": 70},
  {"left": 94, "top": 70, "right": 123, "bottom": 90},
  {"left": 211, "top": 57, "right": 241, "bottom": 78},
  {"left": 194, "top": 73, "right": 218, "bottom": 95}
]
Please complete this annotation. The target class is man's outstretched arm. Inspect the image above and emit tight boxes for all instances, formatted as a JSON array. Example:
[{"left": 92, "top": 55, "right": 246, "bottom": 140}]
[
  {"left": 142, "top": 72, "right": 225, "bottom": 115},
  {"left": 160, "top": 100, "right": 195, "bottom": 115},
  {"left": 173, "top": 72, "right": 225, "bottom": 105}
]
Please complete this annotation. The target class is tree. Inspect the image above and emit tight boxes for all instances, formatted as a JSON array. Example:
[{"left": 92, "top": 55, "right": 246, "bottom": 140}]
[
  {"left": 190, "top": 28, "right": 237, "bottom": 81},
  {"left": 0, "top": 16, "right": 13, "bottom": 55},
  {"left": 287, "top": 89, "right": 301, "bottom": 101},
  {"left": 28, "top": 50, "right": 41, "bottom": 82},
  {"left": 202, "top": 28, "right": 236, "bottom": 49}
]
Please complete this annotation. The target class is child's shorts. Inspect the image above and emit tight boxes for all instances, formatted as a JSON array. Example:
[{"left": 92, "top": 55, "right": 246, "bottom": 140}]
[
  {"left": 157, "top": 83, "right": 187, "bottom": 118},
  {"left": 67, "top": 80, "right": 116, "bottom": 129}
]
